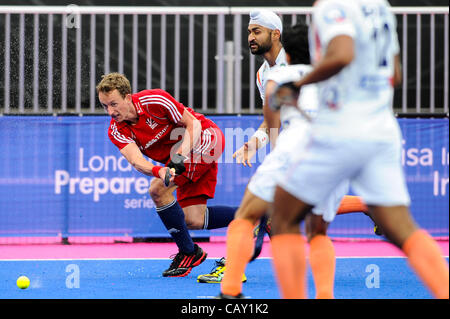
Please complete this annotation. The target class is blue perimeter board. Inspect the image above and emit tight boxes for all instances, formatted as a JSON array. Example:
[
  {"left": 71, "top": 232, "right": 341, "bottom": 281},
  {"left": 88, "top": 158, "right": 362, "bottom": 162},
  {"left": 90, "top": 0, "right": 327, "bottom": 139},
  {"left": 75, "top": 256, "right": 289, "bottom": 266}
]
[{"left": 0, "top": 116, "right": 448, "bottom": 239}]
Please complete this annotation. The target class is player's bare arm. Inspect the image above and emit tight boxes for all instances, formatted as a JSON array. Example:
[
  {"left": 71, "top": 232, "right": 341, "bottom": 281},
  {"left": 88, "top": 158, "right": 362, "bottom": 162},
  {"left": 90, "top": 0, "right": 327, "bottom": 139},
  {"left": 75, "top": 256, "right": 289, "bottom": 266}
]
[
  {"left": 119, "top": 142, "right": 169, "bottom": 180},
  {"left": 263, "top": 79, "right": 283, "bottom": 147},
  {"left": 294, "top": 35, "right": 355, "bottom": 88},
  {"left": 175, "top": 109, "right": 202, "bottom": 158},
  {"left": 393, "top": 54, "right": 402, "bottom": 87}
]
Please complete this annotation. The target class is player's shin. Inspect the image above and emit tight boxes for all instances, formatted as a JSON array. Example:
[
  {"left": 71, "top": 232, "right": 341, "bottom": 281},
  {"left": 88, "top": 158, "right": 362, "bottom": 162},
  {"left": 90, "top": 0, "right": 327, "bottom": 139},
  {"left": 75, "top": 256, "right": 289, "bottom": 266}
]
[
  {"left": 271, "top": 233, "right": 307, "bottom": 299},
  {"left": 402, "top": 229, "right": 449, "bottom": 299},
  {"left": 309, "top": 234, "right": 335, "bottom": 299},
  {"left": 156, "top": 200, "right": 195, "bottom": 254},
  {"left": 221, "top": 218, "right": 254, "bottom": 296}
]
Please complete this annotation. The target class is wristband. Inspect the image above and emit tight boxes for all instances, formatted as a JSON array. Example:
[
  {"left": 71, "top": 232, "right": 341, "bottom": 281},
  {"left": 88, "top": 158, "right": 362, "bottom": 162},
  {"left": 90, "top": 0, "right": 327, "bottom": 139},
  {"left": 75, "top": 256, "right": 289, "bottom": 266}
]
[
  {"left": 252, "top": 129, "right": 269, "bottom": 148},
  {"left": 152, "top": 166, "right": 163, "bottom": 178}
]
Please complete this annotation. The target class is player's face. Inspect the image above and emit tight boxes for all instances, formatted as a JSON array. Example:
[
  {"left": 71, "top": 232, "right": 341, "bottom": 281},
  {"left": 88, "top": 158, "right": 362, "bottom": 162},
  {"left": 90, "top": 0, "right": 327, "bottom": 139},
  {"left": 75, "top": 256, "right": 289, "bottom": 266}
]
[
  {"left": 99, "top": 90, "right": 133, "bottom": 123},
  {"left": 248, "top": 25, "right": 273, "bottom": 55}
]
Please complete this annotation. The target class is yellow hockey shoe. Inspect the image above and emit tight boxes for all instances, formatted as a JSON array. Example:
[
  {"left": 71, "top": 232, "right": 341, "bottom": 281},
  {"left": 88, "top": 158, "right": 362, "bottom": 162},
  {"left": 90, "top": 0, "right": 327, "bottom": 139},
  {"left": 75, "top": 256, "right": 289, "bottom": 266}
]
[{"left": 197, "top": 257, "right": 247, "bottom": 283}]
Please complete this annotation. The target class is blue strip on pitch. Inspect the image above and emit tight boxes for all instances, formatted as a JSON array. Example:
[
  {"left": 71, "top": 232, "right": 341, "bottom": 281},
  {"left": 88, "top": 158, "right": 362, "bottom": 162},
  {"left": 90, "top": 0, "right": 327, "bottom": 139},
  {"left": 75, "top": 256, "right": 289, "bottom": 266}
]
[{"left": 0, "top": 257, "right": 446, "bottom": 299}]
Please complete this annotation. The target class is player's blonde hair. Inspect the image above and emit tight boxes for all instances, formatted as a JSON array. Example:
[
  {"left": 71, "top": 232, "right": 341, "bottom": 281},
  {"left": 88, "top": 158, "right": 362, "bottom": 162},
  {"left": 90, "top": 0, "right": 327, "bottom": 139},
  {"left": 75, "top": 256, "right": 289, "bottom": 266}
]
[{"left": 96, "top": 72, "right": 131, "bottom": 98}]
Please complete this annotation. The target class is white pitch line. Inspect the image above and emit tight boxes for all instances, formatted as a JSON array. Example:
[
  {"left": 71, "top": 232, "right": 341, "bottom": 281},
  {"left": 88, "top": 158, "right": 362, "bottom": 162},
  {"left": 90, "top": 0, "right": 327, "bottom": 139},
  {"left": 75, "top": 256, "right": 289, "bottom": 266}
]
[
  {"left": 0, "top": 256, "right": 447, "bottom": 262},
  {"left": 196, "top": 296, "right": 253, "bottom": 299},
  {"left": 0, "top": 257, "right": 172, "bottom": 261}
]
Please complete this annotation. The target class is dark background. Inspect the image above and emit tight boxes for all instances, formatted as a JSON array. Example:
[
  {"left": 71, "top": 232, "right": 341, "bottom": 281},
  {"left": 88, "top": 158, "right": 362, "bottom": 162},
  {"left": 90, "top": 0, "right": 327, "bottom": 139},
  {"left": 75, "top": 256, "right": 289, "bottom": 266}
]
[
  {"left": 0, "top": 1, "right": 448, "bottom": 114},
  {"left": 0, "top": 0, "right": 447, "bottom": 6}
]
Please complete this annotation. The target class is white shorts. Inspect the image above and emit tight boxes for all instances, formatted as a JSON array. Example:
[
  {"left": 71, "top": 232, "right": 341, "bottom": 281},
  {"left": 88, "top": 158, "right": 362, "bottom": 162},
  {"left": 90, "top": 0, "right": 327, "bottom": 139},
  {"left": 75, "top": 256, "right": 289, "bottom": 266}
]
[
  {"left": 248, "top": 120, "right": 309, "bottom": 203},
  {"left": 247, "top": 123, "right": 348, "bottom": 222},
  {"left": 279, "top": 133, "right": 411, "bottom": 208},
  {"left": 312, "top": 179, "right": 349, "bottom": 222}
]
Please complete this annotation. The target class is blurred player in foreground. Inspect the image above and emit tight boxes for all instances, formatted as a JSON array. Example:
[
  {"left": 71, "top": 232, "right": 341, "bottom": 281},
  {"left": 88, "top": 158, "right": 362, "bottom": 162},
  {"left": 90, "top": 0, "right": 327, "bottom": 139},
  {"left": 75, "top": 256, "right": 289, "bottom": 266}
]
[
  {"left": 268, "top": 0, "right": 449, "bottom": 299},
  {"left": 97, "top": 73, "right": 237, "bottom": 277},
  {"left": 197, "top": 8, "right": 290, "bottom": 285},
  {"left": 216, "top": 11, "right": 368, "bottom": 299}
]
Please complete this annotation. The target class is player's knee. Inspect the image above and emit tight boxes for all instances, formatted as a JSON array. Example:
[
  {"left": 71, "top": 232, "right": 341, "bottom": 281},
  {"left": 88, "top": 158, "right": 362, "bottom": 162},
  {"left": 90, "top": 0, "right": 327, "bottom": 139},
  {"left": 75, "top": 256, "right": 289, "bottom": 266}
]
[
  {"left": 234, "top": 206, "right": 263, "bottom": 224},
  {"left": 306, "top": 228, "right": 327, "bottom": 242},
  {"left": 148, "top": 178, "right": 167, "bottom": 204},
  {"left": 305, "top": 213, "right": 328, "bottom": 242},
  {"left": 181, "top": 205, "right": 207, "bottom": 230},
  {"left": 184, "top": 214, "right": 204, "bottom": 230},
  {"left": 148, "top": 179, "right": 162, "bottom": 197},
  {"left": 235, "top": 191, "right": 269, "bottom": 224},
  {"left": 370, "top": 205, "right": 417, "bottom": 247}
]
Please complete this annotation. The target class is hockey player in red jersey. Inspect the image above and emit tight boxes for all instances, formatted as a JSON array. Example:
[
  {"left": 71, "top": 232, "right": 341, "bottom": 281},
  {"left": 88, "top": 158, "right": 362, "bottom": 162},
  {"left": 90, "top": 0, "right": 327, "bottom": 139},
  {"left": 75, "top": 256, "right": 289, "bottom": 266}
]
[{"left": 97, "top": 73, "right": 236, "bottom": 277}]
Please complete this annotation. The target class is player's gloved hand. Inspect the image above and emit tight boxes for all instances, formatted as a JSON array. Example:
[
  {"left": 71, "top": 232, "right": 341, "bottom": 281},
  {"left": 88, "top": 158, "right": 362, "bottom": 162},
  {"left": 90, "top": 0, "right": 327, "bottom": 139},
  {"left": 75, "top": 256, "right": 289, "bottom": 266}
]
[
  {"left": 268, "top": 82, "right": 299, "bottom": 111},
  {"left": 167, "top": 153, "right": 187, "bottom": 175},
  {"left": 164, "top": 153, "right": 187, "bottom": 187}
]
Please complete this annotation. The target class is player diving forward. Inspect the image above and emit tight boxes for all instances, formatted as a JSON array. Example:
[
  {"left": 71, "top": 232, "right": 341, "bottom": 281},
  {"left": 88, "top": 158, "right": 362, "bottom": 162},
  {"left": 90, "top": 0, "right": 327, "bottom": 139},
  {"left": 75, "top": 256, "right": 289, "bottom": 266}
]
[{"left": 215, "top": 11, "right": 369, "bottom": 299}]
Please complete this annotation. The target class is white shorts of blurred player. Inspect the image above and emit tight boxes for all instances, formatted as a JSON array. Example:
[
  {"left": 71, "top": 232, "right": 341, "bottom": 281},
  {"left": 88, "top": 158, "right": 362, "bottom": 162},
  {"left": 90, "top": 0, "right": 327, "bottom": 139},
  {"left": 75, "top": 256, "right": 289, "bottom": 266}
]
[
  {"left": 247, "top": 118, "right": 349, "bottom": 223},
  {"left": 279, "top": 132, "right": 411, "bottom": 210}
]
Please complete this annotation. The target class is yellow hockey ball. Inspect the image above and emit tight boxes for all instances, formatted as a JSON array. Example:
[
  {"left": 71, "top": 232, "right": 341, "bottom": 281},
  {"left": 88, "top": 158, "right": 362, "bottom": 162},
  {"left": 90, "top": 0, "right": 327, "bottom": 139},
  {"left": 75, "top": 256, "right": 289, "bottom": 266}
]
[{"left": 16, "top": 276, "right": 30, "bottom": 289}]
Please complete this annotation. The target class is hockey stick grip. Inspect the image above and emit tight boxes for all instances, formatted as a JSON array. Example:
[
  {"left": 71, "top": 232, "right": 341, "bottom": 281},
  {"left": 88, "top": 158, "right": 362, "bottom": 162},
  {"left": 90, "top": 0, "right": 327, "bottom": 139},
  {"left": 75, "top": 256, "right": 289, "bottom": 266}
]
[{"left": 164, "top": 168, "right": 174, "bottom": 187}]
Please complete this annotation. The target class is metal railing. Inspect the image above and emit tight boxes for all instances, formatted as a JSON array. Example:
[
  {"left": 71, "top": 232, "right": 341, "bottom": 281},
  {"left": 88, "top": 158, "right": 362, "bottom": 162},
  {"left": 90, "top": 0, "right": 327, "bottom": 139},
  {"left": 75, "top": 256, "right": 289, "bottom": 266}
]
[{"left": 0, "top": 6, "right": 448, "bottom": 115}]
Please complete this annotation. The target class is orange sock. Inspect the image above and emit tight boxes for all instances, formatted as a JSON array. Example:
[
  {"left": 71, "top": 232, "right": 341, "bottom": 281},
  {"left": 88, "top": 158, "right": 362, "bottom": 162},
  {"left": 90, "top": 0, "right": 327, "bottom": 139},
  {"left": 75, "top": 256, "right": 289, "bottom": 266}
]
[
  {"left": 402, "top": 229, "right": 449, "bottom": 299},
  {"left": 271, "top": 234, "right": 307, "bottom": 299},
  {"left": 337, "top": 195, "right": 368, "bottom": 214},
  {"left": 221, "top": 218, "right": 255, "bottom": 296},
  {"left": 309, "top": 235, "right": 335, "bottom": 299}
]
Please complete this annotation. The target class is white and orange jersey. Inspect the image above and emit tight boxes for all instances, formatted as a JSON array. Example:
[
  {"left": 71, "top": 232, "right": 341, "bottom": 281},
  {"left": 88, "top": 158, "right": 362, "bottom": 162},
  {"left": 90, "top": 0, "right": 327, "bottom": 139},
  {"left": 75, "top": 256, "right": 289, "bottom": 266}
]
[
  {"left": 266, "top": 64, "right": 319, "bottom": 129},
  {"left": 256, "top": 48, "right": 287, "bottom": 103},
  {"left": 309, "top": 0, "right": 401, "bottom": 141}
]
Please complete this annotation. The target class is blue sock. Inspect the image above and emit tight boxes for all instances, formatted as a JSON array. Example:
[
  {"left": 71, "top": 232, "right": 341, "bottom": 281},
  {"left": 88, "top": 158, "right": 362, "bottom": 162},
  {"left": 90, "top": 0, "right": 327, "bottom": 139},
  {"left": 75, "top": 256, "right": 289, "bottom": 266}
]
[
  {"left": 204, "top": 206, "right": 238, "bottom": 230},
  {"left": 156, "top": 200, "right": 195, "bottom": 254}
]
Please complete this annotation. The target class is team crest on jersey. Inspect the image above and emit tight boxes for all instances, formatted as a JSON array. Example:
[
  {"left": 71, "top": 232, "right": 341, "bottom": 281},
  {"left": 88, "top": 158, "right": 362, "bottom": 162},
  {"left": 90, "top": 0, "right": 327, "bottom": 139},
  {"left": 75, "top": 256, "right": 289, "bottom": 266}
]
[
  {"left": 146, "top": 118, "right": 158, "bottom": 129},
  {"left": 322, "top": 86, "right": 339, "bottom": 109},
  {"left": 323, "top": 6, "right": 347, "bottom": 24}
]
